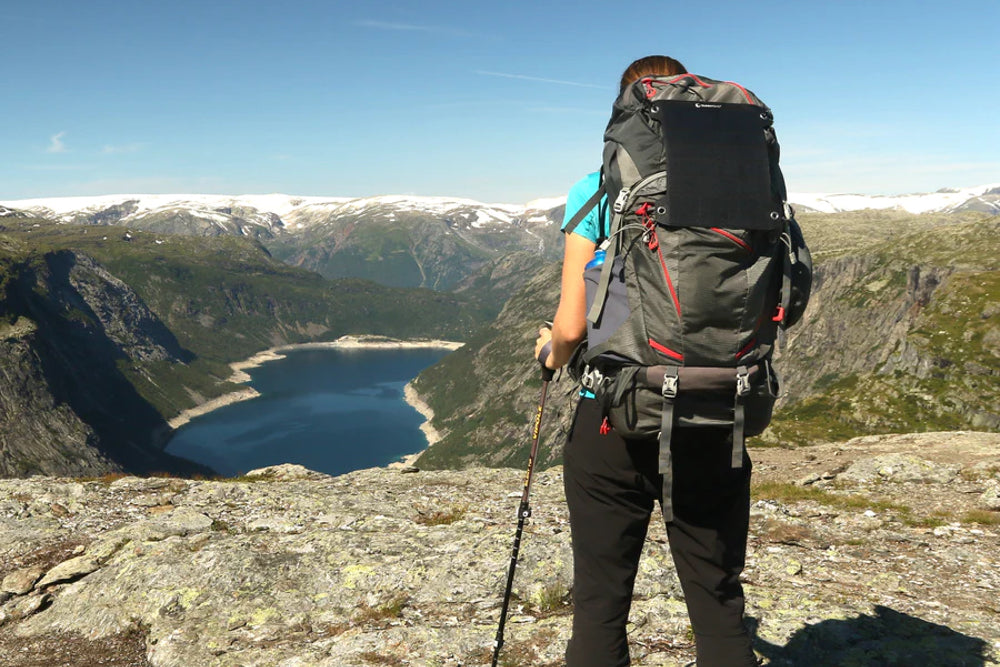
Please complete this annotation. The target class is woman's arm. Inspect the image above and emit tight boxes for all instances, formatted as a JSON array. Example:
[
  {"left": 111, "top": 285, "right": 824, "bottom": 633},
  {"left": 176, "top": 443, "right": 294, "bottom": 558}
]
[{"left": 534, "top": 233, "right": 596, "bottom": 369}]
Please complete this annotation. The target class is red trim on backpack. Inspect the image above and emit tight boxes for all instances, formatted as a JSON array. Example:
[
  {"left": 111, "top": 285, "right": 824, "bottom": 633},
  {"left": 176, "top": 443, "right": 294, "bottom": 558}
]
[
  {"left": 724, "top": 80, "right": 755, "bottom": 104},
  {"left": 649, "top": 338, "right": 684, "bottom": 361},
  {"left": 667, "top": 73, "right": 712, "bottom": 88},
  {"left": 735, "top": 338, "right": 757, "bottom": 360},
  {"left": 772, "top": 305, "right": 786, "bottom": 323},
  {"left": 710, "top": 227, "right": 751, "bottom": 251},
  {"left": 599, "top": 417, "right": 612, "bottom": 435},
  {"left": 655, "top": 244, "right": 682, "bottom": 318},
  {"left": 641, "top": 78, "right": 657, "bottom": 99}
]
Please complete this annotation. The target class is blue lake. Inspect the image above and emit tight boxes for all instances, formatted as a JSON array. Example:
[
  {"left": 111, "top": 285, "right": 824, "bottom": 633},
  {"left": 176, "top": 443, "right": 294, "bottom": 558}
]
[{"left": 164, "top": 347, "right": 451, "bottom": 477}]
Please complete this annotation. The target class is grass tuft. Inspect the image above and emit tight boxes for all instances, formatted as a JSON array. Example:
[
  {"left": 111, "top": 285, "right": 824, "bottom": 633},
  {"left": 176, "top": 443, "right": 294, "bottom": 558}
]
[
  {"left": 355, "top": 593, "right": 410, "bottom": 625},
  {"left": 529, "top": 579, "right": 571, "bottom": 616},
  {"left": 414, "top": 505, "right": 467, "bottom": 526},
  {"left": 963, "top": 510, "right": 1000, "bottom": 526}
]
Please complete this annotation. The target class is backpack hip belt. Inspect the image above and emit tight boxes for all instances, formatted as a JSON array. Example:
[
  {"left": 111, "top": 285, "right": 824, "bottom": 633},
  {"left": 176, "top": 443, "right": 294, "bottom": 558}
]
[{"left": 588, "top": 361, "right": 770, "bottom": 522}]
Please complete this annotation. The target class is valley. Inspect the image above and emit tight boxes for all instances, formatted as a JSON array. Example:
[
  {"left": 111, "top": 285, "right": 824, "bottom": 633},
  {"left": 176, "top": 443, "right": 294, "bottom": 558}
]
[{"left": 0, "top": 186, "right": 997, "bottom": 479}]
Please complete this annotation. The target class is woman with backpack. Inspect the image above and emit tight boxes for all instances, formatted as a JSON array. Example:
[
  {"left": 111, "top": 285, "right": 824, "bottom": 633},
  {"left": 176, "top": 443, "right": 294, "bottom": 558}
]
[{"left": 533, "top": 55, "right": 766, "bottom": 667}]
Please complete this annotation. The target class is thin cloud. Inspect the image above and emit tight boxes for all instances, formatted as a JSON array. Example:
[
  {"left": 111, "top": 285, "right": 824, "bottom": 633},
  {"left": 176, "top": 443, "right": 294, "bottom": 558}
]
[
  {"left": 101, "top": 142, "right": 145, "bottom": 155},
  {"left": 353, "top": 20, "right": 474, "bottom": 37},
  {"left": 47, "top": 131, "right": 68, "bottom": 153},
  {"left": 476, "top": 70, "right": 609, "bottom": 90}
]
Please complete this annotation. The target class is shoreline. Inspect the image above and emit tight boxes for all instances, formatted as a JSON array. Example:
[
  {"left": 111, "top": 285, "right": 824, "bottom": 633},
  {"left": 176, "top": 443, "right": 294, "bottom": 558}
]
[
  {"left": 167, "top": 335, "right": 464, "bottom": 433},
  {"left": 166, "top": 388, "right": 262, "bottom": 430},
  {"left": 390, "top": 382, "right": 442, "bottom": 469}
]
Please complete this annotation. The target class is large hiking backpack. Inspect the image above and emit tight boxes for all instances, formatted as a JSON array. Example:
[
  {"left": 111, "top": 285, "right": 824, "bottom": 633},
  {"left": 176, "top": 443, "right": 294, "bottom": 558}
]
[{"left": 566, "top": 73, "right": 812, "bottom": 520}]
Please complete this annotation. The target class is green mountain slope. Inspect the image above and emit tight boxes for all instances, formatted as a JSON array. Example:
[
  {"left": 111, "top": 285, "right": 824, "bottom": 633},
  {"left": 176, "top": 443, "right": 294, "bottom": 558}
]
[
  {"left": 4, "top": 220, "right": 481, "bottom": 360},
  {"left": 768, "top": 211, "right": 999, "bottom": 443},
  {"left": 412, "top": 211, "right": 1000, "bottom": 470},
  {"left": 0, "top": 219, "right": 485, "bottom": 477}
]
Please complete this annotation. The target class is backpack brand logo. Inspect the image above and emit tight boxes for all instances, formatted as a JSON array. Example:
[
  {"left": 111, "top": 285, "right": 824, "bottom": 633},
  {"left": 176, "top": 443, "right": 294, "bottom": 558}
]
[{"left": 695, "top": 103, "right": 723, "bottom": 109}]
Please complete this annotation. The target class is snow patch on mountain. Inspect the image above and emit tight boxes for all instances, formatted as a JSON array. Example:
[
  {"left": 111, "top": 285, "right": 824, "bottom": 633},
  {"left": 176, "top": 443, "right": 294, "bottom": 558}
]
[
  {"left": 3, "top": 184, "right": 997, "bottom": 231},
  {"left": 5, "top": 194, "right": 343, "bottom": 219},
  {"left": 790, "top": 183, "right": 1000, "bottom": 214}
]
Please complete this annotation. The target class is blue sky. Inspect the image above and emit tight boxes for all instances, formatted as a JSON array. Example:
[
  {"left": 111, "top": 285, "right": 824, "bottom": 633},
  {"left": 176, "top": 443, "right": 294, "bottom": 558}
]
[{"left": 3, "top": 0, "right": 998, "bottom": 203}]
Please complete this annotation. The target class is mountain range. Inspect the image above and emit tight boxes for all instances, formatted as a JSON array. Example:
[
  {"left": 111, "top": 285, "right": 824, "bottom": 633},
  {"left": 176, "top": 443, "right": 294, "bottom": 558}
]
[
  {"left": 1, "top": 194, "right": 567, "bottom": 292},
  {"left": 4, "top": 184, "right": 997, "bottom": 292},
  {"left": 5, "top": 183, "right": 997, "bottom": 226}
]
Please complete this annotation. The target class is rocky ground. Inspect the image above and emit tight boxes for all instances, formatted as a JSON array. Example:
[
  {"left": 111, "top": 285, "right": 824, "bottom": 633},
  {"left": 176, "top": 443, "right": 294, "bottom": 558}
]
[{"left": 1, "top": 431, "right": 998, "bottom": 667}]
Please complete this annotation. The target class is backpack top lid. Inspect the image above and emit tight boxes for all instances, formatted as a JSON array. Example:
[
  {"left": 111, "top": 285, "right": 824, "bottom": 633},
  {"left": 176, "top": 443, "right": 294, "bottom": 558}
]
[
  {"left": 619, "top": 73, "right": 766, "bottom": 108},
  {"left": 603, "top": 74, "right": 784, "bottom": 232}
]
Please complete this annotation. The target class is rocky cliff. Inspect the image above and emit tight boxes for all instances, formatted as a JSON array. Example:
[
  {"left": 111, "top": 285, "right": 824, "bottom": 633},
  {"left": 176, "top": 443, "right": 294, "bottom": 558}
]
[
  {"left": 0, "top": 248, "right": 210, "bottom": 478},
  {"left": 1, "top": 432, "right": 998, "bottom": 666},
  {"left": 770, "top": 211, "right": 999, "bottom": 442}
]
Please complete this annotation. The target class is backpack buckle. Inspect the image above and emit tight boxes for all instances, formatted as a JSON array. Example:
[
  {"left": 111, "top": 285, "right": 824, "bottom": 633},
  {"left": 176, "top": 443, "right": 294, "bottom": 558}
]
[
  {"left": 736, "top": 366, "right": 751, "bottom": 397},
  {"left": 581, "top": 366, "right": 605, "bottom": 392},
  {"left": 661, "top": 368, "right": 679, "bottom": 400},
  {"left": 613, "top": 187, "right": 631, "bottom": 213}
]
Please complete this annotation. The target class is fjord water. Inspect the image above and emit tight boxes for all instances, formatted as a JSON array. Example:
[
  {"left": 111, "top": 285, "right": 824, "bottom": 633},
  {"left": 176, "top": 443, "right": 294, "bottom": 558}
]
[{"left": 165, "top": 347, "right": 451, "bottom": 477}]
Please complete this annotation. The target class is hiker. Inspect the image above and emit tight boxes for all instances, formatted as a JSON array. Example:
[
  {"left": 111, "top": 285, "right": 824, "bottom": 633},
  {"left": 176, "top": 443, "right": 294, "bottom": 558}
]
[{"left": 534, "top": 54, "right": 809, "bottom": 666}]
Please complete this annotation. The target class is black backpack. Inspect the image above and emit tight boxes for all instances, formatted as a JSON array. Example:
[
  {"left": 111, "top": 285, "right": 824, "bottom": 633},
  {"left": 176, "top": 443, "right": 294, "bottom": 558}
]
[{"left": 565, "top": 73, "right": 812, "bottom": 520}]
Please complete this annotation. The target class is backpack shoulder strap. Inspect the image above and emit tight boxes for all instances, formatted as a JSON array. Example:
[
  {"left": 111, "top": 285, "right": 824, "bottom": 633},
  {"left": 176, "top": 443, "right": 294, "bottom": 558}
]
[{"left": 562, "top": 181, "right": 606, "bottom": 239}]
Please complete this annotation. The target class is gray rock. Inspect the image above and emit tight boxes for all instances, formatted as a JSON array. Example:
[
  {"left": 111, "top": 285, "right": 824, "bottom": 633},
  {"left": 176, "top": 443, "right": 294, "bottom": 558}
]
[
  {"left": 244, "top": 463, "right": 332, "bottom": 482},
  {"left": 36, "top": 556, "right": 102, "bottom": 588},
  {"left": 1, "top": 452, "right": 998, "bottom": 667},
  {"left": 795, "top": 473, "right": 821, "bottom": 486},
  {"left": 839, "top": 454, "right": 961, "bottom": 484},
  {"left": 8, "top": 593, "right": 51, "bottom": 621},
  {"left": 124, "top": 507, "right": 214, "bottom": 542},
  {"left": 2, "top": 565, "right": 46, "bottom": 594},
  {"left": 979, "top": 480, "right": 1000, "bottom": 512}
]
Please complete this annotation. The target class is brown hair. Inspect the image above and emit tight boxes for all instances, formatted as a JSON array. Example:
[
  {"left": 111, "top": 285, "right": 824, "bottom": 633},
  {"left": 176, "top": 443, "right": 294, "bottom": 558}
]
[{"left": 619, "top": 55, "right": 688, "bottom": 94}]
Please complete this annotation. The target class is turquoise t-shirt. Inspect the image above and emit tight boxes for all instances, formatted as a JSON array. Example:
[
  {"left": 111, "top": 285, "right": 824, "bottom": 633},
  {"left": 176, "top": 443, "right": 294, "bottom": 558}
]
[
  {"left": 561, "top": 172, "right": 609, "bottom": 400},
  {"left": 561, "top": 172, "right": 609, "bottom": 242}
]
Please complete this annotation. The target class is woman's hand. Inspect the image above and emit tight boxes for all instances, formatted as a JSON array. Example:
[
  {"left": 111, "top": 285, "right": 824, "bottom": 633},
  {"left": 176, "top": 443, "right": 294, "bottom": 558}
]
[{"left": 534, "top": 326, "right": 555, "bottom": 369}]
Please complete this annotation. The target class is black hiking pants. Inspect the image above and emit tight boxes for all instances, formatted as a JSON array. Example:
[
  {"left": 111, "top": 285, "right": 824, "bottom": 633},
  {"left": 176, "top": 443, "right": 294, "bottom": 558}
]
[{"left": 563, "top": 398, "right": 756, "bottom": 667}]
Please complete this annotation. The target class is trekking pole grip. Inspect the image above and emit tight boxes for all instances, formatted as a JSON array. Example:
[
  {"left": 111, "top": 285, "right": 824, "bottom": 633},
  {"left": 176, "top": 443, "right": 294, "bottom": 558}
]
[{"left": 536, "top": 340, "right": 555, "bottom": 382}]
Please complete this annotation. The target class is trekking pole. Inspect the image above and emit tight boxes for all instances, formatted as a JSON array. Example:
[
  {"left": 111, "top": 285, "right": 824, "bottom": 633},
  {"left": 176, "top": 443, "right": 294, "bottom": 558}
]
[{"left": 491, "top": 333, "right": 556, "bottom": 667}]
